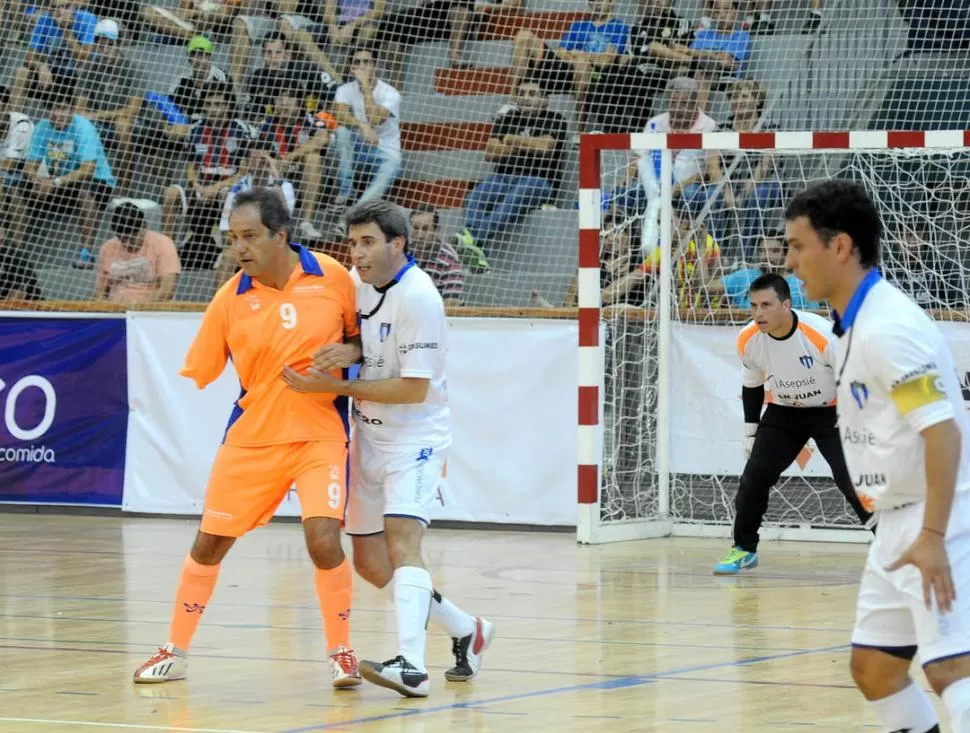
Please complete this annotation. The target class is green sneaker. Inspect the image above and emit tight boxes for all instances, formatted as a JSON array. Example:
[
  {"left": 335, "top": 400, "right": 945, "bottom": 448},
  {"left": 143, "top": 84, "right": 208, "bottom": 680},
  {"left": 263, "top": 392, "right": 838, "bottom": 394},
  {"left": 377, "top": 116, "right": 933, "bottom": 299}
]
[
  {"left": 713, "top": 546, "right": 759, "bottom": 575},
  {"left": 453, "top": 228, "right": 491, "bottom": 273}
]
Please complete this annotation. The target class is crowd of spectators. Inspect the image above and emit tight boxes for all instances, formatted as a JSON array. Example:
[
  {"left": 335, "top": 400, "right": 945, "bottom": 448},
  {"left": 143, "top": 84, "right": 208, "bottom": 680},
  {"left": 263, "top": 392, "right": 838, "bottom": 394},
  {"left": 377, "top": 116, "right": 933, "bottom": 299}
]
[{"left": 0, "top": 0, "right": 960, "bottom": 314}]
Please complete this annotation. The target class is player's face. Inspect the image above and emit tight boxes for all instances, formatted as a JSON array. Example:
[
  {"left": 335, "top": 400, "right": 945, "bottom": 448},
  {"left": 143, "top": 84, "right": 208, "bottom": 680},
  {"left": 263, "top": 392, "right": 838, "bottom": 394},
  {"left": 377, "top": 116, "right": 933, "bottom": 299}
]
[
  {"left": 750, "top": 288, "right": 790, "bottom": 333},
  {"left": 349, "top": 221, "right": 406, "bottom": 286},
  {"left": 227, "top": 204, "right": 287, "bottom": 277},
  {"left": 785, "top": 215, "right": 838, "bottom": 302}
]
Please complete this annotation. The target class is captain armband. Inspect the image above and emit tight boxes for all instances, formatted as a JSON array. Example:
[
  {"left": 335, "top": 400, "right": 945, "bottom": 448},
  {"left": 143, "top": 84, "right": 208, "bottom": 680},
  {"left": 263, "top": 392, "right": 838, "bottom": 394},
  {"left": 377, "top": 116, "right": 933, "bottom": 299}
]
[{"left": 891, "top": 374, "right": 947, "bottom": 415}]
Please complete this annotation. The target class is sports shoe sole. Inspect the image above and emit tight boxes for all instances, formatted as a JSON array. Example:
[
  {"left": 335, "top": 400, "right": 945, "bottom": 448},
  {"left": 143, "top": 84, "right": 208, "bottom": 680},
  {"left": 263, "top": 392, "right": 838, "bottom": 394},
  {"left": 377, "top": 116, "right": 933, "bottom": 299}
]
[
  {"left": 332, "top": 675, "right": 363, "bottom": 689},
  {"left": 359, "top": 660, "right": 429, "bottom": 698}
]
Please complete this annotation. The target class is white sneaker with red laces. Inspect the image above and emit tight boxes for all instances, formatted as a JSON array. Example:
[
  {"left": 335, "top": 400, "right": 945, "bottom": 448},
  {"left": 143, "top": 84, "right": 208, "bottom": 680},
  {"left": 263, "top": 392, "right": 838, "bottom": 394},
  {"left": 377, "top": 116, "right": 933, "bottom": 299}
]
[
  {"left": 329, "top": 646, "right": 362, "bottom": 689},
  {"left": 133, "top": 643, "right": 187, "bottom": 684}
]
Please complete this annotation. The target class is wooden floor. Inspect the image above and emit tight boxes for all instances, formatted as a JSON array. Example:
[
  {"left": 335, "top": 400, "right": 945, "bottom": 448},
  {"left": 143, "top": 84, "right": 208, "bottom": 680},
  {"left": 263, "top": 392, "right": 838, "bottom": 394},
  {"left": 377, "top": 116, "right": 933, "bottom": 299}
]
[{"left": 0, "top": 515, "right": 942, "bottom": 732}]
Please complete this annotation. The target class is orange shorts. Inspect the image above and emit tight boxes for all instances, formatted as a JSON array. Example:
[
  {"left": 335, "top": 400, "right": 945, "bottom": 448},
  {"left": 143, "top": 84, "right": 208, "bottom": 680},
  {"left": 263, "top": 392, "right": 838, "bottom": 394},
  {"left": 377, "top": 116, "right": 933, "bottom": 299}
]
[{"left": 200, "top": 441, "right": 347, "bottom": 537}]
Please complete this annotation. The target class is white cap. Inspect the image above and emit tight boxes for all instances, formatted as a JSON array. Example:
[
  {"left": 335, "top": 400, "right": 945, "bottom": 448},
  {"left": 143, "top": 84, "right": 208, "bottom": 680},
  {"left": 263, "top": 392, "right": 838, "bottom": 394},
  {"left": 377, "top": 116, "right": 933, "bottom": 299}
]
[{"left": 95, "top": 19, "right": 119, "bottom": 41}]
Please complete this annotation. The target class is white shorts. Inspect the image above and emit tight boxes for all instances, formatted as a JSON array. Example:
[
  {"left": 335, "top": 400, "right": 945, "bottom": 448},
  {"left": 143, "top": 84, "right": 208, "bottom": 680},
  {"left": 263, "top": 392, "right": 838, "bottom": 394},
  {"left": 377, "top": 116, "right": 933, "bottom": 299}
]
[
  {"left": 344, "top": 434, "right": 447, "bottom": 536},
  {"left": 851, "top": 491, "right": 970, "bottom": 665}
]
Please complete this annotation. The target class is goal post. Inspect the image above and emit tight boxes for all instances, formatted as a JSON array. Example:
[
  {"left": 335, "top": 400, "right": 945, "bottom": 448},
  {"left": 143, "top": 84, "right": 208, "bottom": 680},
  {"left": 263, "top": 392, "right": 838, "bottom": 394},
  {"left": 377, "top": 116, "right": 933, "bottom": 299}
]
[{"left": 576, "top": 130, "right": 970, "bottom": 545}]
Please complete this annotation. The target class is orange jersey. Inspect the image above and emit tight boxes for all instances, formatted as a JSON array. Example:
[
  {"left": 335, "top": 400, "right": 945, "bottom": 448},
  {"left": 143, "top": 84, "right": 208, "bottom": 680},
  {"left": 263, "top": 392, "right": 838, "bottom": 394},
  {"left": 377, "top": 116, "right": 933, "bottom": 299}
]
[{"left": 181, "top": 245, "right": 358, "bottom": 447}]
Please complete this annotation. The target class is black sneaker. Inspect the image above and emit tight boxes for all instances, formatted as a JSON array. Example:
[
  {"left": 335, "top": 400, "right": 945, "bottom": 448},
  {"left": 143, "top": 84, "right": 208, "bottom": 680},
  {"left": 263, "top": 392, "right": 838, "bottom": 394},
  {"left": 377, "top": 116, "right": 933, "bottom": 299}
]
[
  {"left": 444, "top": 616, "right": 494, "bottom": 682},
  {"left": 359, "top": 655, "right": 430, "bottom": 698}
]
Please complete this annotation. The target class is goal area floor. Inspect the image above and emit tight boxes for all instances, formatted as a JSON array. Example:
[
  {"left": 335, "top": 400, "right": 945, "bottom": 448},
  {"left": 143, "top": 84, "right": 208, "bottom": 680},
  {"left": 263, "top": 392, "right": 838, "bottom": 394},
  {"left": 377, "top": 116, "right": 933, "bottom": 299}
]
[{"left": 0, "top": 514, "right": 933, "bottom": 732}]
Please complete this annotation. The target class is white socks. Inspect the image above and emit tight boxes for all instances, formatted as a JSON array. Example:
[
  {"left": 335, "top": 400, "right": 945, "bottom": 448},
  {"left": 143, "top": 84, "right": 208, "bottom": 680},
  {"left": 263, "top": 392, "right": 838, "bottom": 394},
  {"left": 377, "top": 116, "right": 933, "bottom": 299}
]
[
  {"left": 944, "top": 677, "right": 970, "bottom": 733},
  {"left": 393, "top": 566, "right": 432, "bottom": 672},
  {"left": 871, "top": 682, "right": 939, "bottom": 733},
  {"left": 429, "top": 589, "right": 476, "bottom": 638}
]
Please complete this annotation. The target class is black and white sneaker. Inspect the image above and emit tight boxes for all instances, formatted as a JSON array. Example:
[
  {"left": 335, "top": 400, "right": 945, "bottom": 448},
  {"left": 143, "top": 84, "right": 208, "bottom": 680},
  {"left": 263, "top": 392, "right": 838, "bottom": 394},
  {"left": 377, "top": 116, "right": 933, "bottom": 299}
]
[
  {"left": 444, "top": 616, "right": 494, "bottom": 682},
  {"left": 359, "top": 655, "right": 430, "bottom": 698}
]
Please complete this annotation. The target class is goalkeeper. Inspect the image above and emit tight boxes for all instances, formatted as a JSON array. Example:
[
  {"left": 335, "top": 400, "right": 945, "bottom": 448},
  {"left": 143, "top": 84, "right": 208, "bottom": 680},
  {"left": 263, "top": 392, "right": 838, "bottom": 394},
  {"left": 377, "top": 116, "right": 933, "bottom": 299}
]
[{"left": 714, "top": 273, "right": 872, "bottom": 575}]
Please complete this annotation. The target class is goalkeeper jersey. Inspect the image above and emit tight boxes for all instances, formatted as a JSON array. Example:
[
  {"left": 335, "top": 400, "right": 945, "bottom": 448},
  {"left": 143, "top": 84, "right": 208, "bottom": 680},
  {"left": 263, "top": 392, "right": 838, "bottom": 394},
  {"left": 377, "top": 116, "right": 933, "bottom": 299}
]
[
  {"left": 737, "top": 310, "right": 837, "bottom": 407},
  {"left": 834, "top": 270, "right": 970, "bottom": 510}
]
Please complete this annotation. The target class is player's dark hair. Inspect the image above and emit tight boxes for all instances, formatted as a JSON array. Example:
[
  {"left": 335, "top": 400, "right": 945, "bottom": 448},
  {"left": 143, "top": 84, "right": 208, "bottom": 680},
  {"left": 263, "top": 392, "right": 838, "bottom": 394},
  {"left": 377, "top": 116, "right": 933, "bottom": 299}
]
[
  {"left": 111, "top": 203, "right": 147, "bottom": 237},
  {"left": 345, "top": 199, "right": 411, "bottom": 252},
  {"left": 409, "top": 203, "right": 439, "bottom": 229},
  {"left": 202, "top": 78, "right": 234, "bottom": 104},
  {"left": 46, "top": 82, "right": 76, "bottom": 109},
  {"left": 785, "top": 179, "right": 883, "bottom": 267},
  {"left": 232, "top": 187, "right": 292, "bottom": 242},
  {"left": 750, "top": 272, "right": 791, "bottom": 303},
  {"left": 262, "top": 32, "right": 287, "bottom": 48}
]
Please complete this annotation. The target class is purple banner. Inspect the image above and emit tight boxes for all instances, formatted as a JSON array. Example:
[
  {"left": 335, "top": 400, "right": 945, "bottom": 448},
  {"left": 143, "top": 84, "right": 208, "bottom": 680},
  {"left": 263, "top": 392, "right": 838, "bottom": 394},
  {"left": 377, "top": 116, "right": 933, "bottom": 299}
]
[{"left": 0, "top": 317, "right": 127, "bottom": 506}]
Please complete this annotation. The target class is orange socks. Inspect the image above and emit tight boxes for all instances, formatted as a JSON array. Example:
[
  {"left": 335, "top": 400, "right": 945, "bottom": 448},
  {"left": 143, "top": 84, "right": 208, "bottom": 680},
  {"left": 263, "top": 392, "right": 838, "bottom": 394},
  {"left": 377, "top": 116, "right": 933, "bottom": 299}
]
[
  {"left": 168, "top": 555, "right": 221, "bottom": 652},
  {"left": 315, "top": 558, "right": 352, "bottom": 651}
]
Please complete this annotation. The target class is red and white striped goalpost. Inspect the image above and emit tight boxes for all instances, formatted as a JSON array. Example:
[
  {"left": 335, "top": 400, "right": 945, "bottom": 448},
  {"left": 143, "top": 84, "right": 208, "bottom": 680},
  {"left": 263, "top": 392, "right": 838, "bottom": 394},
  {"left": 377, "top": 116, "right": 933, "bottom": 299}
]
[{"left": 575, "top": 130, "right": 969, "bottom": 545}]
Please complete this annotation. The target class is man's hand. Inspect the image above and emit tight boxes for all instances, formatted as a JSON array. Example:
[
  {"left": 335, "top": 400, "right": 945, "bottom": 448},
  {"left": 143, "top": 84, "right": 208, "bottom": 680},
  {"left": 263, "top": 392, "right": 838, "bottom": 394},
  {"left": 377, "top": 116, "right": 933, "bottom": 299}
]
[
  {"left": 886, "top": 530, "right": 956, "bottom": 613},
  {"left": 360, "top": 125, "right": 380, "bottom": 146},
  {"left": 34, "top": 178, "right": 55, "bottom": 196},
  {"left": 281, "top": 365, "right": 346, "bottom": 394},
  {"left": 313, "top": 342, "right": 361, "bottom": 371}
]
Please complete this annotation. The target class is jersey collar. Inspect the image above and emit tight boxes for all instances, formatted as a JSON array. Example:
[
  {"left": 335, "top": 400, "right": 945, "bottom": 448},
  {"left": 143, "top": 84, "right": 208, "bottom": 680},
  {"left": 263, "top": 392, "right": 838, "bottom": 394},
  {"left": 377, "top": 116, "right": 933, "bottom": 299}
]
[
  {"left": 831, "top": 268, "right": 881, "bottom": 336},
  {"left": 236, "top": 243, "right": 322, "bottom": 294},
  {"left": 373, "top": 254, "right": 416, "bottom": 294},
  {"left": 768, "top": 310, "right": 798, "bottom": 341}
]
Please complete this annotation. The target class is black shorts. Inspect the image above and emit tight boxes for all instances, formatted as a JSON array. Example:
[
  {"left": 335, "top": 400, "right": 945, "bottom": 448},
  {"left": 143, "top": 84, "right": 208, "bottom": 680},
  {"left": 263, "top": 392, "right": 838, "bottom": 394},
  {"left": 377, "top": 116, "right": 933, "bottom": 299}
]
[
  {"left": 20, "top": 178, "right": 113, "bottom": 212},
  {"left": 378, "top": 0, "right": 473, "bottom": 46},
  {"left": 529, "top": 46, "right": 578, "bottom": 93}
]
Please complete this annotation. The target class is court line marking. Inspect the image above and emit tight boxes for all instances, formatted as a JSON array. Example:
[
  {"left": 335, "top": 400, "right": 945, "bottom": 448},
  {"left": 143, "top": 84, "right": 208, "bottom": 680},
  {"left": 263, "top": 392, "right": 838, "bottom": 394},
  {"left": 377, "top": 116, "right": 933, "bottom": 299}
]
[
  {"left": 0, "top": 718, "right": 267, "bottom": 733},
  {"left": 278, "top": 642, "right": 852, "bottom": 732}
]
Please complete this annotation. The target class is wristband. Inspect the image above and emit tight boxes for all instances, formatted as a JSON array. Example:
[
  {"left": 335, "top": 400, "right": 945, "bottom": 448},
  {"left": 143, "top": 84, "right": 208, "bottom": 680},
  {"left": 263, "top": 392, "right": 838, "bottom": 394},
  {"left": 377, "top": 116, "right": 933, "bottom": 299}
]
[
  {"left": 922, "top": 526, "right": 945, "bottom": 537},
  {"left": 744, "top": 423, "right": 759, "bottom": 437}
]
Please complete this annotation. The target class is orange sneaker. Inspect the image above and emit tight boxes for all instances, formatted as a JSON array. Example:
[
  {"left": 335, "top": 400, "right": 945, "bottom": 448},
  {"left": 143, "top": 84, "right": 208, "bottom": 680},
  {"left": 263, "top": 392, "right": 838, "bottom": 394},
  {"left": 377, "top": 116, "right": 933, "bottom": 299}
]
[{"left": 329, "top": 646, "right": 362, "bottom": 689}]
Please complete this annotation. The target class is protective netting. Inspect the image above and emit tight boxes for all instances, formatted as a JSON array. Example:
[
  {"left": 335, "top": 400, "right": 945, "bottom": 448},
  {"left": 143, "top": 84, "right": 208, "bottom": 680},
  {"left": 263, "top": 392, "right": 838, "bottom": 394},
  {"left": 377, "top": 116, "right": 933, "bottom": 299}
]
[
  {"left": 598, "top": 144, "right": 970, "bottom": 530},
  {"left": 0, "top": 0, "right": 964, "bottom": 308}
]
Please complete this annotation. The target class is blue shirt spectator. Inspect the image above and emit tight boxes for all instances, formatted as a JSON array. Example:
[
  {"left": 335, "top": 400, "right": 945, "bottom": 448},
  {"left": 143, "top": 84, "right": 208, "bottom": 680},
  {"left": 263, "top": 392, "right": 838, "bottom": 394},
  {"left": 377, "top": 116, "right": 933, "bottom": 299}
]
[
  {"left": 559, "top": 18, "right": 630, "bottom": 55},
  {"left": 29, "top": 7, "right": 97, "bottom": 56},
  {"left": 690, "top": 27, "right": 751, "bottom": 77},
  {"left": 28, "top": 113, "right": 116, "bottom": 186},
  {"left": 722, "top": 268, "right": 820, "bottom": 309}
]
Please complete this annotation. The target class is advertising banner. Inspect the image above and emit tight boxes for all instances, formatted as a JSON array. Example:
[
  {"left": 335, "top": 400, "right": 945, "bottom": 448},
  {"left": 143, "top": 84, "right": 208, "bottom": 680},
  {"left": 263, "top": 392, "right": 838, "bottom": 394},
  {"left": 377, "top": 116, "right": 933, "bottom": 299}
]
[
  {"left": 0, "top": 316, "right": 128, "bottom": 505},
  {"left": 124, "top": 314, "right": 577, "bottom": 526}
]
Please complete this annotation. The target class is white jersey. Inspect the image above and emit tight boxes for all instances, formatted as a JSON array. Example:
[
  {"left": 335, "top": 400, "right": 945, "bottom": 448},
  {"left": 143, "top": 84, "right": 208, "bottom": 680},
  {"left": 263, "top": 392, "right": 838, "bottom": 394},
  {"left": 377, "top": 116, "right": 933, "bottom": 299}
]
[
  {"left": 836, "top": 274, "right": 970, "bottom": 509},
  {"left": 737, "top": 310, "right": 837, "bottom": 407},
  {"left": 351, "top": 261, "right": 450, "bottom": 450}
]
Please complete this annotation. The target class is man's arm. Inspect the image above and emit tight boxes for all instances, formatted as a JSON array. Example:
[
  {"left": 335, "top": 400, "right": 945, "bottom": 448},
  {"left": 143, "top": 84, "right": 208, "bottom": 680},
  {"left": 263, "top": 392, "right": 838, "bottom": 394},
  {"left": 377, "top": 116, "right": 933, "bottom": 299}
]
[
  {"left": 179, "top": 296, "right": 231, "bottom": 389},
  {"left": 921, "top": 419, "right": 961, "bottom": 536},
  {"left": 333, "top": 101, "right": 362, "bottom": 130}
]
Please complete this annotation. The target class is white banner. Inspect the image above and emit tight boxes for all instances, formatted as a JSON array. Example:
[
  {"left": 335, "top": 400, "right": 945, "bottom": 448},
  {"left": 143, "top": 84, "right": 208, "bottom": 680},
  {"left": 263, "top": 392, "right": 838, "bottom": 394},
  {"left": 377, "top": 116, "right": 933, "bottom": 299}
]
[
  {"left": 123, "top": 314, "right": 577, "bottom": 526},
  {"left": 670, "top": 321, "right": 970, "bottom": 477}
]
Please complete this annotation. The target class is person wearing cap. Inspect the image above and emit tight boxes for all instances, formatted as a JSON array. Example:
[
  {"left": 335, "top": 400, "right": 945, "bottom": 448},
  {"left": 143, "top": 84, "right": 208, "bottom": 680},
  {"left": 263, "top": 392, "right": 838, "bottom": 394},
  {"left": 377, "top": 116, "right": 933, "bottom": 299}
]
[
  {"left": 9, "top": 0, "right": 97, "bottom": 112},
  {"left": 77, "top": 19, "right": 142, "bottom": 194},
  {"left": 166, "top": 35, "right": 230, "bottom": 140},
  {"left": 141, "top": 0, "right": 244, "bottom": 43}
]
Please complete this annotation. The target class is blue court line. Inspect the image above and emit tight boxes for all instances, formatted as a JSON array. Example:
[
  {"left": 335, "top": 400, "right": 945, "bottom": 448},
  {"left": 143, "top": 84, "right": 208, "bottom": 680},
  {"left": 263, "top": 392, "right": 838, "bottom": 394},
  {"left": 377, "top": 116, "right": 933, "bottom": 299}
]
[{"left": 278, "top": 643, "right": 851, "bottom": 733}]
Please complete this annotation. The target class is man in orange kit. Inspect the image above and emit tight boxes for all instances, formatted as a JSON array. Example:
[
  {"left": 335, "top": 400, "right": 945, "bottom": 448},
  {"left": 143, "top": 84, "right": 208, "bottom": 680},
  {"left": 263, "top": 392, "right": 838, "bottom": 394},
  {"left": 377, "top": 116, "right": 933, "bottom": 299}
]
[{"left": 133, "top": 186, "right": 362, "bottom": 689}]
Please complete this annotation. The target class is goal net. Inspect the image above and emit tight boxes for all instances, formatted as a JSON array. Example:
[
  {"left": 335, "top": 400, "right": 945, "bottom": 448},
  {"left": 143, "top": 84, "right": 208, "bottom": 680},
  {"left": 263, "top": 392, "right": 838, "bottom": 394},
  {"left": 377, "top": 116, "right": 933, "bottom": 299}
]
[
  {"left": 0, "top": 0, "right": 949, "bottom": 310},
  {"left": 578, "top": 130, "right": 970, "bottom": 544}
]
